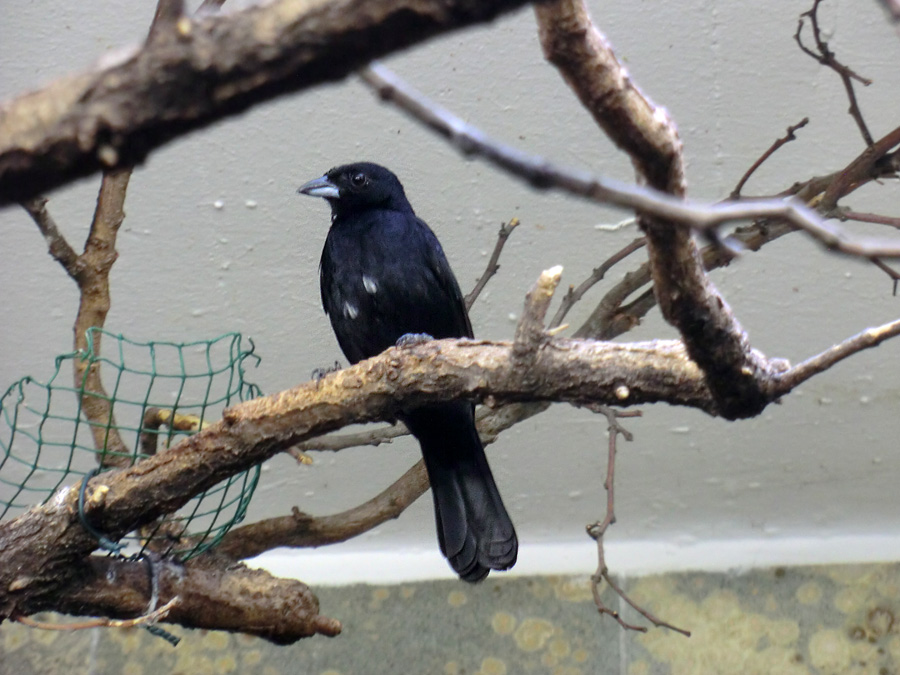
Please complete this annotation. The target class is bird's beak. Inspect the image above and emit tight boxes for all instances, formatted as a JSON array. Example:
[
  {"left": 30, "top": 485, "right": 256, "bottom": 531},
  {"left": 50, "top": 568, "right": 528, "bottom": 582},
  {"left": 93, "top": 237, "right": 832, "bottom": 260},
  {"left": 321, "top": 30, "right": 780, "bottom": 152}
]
[{"left": 298, "top": 175, "right": 340, "bottom": 199}]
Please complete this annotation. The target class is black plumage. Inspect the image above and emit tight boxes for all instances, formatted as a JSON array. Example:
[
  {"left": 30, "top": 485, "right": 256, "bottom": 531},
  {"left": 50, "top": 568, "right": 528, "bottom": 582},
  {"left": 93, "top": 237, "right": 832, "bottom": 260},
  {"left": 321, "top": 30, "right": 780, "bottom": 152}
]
[{"left": 298, "top": 162, "right": 517, "bottom": 582}]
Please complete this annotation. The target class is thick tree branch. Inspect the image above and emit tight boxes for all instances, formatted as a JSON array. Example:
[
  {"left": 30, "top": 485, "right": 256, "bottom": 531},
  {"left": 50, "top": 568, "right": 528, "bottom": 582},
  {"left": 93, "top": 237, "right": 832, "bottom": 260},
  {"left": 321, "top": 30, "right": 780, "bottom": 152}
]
[
  {"left": 52, "top": 554, "right": 341, "bottom": 643},
  {"left": 0, "top": 0, "right": 534, "bottom": 204},
  {"left": 73, "top": 169, "right": 134, "bottom": 465},
  {"left": 1, "top": 321, "right": 716, "bottom": 624},
  {"left": 8, "top": 279, "right": 894, "bottom": 616},
  {"left": 534, "top": 0, "right": 778, "bottom": 420}
]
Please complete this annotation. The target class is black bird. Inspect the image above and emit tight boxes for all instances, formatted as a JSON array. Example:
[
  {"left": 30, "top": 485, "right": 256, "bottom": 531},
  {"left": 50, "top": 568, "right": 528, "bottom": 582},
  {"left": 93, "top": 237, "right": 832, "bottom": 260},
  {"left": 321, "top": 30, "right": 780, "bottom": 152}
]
[{"left": 298, "top": 162, "right": 518, "bottom": 582}]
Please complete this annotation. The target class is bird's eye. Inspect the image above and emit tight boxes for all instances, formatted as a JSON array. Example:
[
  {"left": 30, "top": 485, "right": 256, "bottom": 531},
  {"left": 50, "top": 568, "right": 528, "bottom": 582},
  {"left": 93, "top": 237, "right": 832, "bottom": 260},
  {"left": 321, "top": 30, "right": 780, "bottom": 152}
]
[{"left": 350, "top": 173, "right": 367, "bottom": 187}]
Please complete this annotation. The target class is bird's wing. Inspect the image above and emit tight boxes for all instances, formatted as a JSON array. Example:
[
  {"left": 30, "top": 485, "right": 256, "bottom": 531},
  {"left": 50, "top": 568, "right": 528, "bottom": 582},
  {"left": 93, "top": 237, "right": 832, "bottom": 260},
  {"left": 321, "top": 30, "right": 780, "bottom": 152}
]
[{"left": 417, "top": 216, "right": 474, "bottom": 340}]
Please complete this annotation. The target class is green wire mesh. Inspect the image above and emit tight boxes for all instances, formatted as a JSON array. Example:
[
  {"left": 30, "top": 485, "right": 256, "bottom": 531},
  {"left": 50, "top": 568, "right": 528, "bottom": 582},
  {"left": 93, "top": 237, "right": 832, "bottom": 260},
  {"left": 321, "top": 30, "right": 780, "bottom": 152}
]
[{"left": 0, "top": 328, "right": 263, "bottom": 560}]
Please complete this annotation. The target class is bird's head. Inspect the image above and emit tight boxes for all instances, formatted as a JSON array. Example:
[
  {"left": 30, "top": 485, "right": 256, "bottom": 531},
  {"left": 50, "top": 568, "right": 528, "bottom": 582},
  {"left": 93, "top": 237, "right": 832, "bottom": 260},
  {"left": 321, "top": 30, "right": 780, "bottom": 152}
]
[{"left": 298, "top": 162, "right": 413, "bottom": 218}]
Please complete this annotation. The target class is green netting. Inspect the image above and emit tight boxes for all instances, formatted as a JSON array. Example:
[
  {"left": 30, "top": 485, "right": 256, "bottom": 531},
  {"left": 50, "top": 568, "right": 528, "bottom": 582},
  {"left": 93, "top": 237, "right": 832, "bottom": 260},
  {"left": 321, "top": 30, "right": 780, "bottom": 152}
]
[{"left": 0, "top": 328, "right": 263, "bottom": 560}]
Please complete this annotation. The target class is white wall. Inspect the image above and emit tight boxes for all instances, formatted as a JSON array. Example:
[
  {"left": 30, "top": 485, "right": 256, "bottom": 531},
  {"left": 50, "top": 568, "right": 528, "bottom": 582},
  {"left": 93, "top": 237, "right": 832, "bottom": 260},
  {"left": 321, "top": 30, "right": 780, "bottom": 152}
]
[{"left": 2, "top": 0, "right": 899, "bottom": 583}]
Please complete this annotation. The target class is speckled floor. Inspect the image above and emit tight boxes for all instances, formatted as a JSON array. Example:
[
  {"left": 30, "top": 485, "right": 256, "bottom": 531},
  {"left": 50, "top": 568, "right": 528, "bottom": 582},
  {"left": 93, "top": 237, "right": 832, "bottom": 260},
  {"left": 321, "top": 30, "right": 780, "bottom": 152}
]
[{"left": 3, "top": 562, "right": 900, "bottom": 674}]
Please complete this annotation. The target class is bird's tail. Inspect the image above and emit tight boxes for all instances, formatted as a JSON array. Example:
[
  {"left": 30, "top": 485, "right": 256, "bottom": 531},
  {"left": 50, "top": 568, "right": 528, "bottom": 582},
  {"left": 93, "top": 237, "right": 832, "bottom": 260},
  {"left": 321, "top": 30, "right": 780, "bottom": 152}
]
[{"left": 402, "top": 403, "right": 518, "bottom": 583}]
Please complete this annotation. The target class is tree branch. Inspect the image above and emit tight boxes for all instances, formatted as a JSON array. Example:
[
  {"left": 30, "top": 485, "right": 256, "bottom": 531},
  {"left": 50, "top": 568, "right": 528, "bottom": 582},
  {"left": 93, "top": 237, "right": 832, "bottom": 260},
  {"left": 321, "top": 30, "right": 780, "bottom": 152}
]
[
  {"left": 534, "top": 0, "right": 777, "bottom": 420},
  {"left": 465, "top": 218, "right": 519, "bottom": 309},
  {"left": 52, "top": 554, "right": 341, "bottom": 643},
  {"left": 796, "top": 0, "right": 874, "bottom": 146},
  {"left": 359, "top": 65, "right": 900, "bottom": 257},
  {"left": 731, "top": 117, "right": 810, "bottom": 198},
  {"left": 19, "top": 197, "right": 81, "bottom": 272},
  {"left": 586, "top": 406, "right": 691, "bottom": 636},
  {"left": 775, "top": 317, "right": 900, "bottom": 392},
  {"left": 0, "top": 0, "right": 533, "bottom": 204},
  {"left": 1, "top": 286, "right": 721, "bottom": 625},
  {"left": 217, "top": 461, "right": 429, "bottom": 559},
  {"left": 549, "top": 237, "right": 646, "bottom": 330}
]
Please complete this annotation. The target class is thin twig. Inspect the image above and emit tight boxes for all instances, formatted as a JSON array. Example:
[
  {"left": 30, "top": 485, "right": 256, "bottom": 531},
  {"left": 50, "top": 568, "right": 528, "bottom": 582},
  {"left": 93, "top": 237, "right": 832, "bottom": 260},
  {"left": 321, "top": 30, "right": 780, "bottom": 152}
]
[
  {"left": 20, "top": 197, "right": 82, "bottom": 274},
  {"left": 360, "top": 64, "right": 900, "bottom": 258},
  {"left": 795, "top": 0, "right": 874, "bottom": 145},
  {"left": 549, "top": 237, "right": 646, "bottom": 329},
  {"left": 603, "top": 574, "right": 692, "bottom": 637},
  {"left": 775, "top": 317, "right": 900, "bottom": 392},
  {"left": 465, "top": 218, "right": 519, "bottom": 310},
  {"left": 584, "top": 406, "right": 690, "bottom": 635},
  {"left": 839, "top": 210, "right": 900, "bottom": 230},
  {"left": 586, "top": 406, "right": 636, "bottom": 629},
  {"left": 288, "top": 422, "right": 408, "bottom": 457},
  {"left": 585, "top": 405, "right": 690, "bottom": 636},
  {"left": 731, "top": 118, "right": 809, "bottom": 198},
  {"left": 869, "top": 258, "right": 900, "bottom": 295},
  {"left": 15, "top": 597, "right": 179, "bottom": 632}
]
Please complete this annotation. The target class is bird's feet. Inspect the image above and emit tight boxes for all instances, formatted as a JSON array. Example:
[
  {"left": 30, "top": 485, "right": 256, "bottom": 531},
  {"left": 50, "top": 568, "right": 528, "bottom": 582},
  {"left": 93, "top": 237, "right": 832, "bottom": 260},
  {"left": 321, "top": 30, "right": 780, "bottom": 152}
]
[
  {"left": 395, "top": 333, "right": 434, "bottom": 348},
  {"left": 311, "top": 360, "right": 342, "bottom": 383}
]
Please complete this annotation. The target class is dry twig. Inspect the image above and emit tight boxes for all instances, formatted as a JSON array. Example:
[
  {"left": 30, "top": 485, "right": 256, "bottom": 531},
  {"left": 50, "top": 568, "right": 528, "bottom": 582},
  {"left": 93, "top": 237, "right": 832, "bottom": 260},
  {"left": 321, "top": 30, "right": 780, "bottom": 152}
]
[
  {"left": 795, "top": 0, "right": 874, "bottom": 145},
  {"left": 549, "top": 237, "right": 646, "bottom": 330},
  {"left": 731, "top": 118, "right": 810, "bottom": 198},
  {"left": 585, "top": 406, "right": 690, "bottom": 636},
  {"left": 465, "top": 218, "right": 520, "bottom": 309},
  {"left": 15, "top": 597, "right": 179, "bottom": 632},
  {"left": 775, "top": 317, "right": 900, "bottom": 392}
]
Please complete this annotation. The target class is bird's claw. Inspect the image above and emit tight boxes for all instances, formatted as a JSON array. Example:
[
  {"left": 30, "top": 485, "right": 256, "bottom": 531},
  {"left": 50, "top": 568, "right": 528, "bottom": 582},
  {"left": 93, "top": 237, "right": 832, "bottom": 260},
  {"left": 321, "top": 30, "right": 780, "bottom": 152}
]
[
  {"left": 395, "top": 332, "right": 434, "bottom": 348},
  {"left": 311, "top": 361, "right": 342, "bottom": 383}
]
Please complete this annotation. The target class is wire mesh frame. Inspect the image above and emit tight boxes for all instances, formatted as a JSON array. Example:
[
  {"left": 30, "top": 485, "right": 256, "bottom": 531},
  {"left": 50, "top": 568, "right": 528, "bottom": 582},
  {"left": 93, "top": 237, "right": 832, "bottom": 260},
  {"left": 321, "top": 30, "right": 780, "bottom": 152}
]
[{"left": 0, "top": 328, "right": 263, "bottom": 560}]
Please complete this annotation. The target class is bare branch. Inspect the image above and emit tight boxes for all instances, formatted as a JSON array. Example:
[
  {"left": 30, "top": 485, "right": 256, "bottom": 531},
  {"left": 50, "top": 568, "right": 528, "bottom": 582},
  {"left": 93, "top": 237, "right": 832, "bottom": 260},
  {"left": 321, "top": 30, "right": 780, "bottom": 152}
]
[
  {"left": 360, "top": 65, "right": 900, "bottom": 259},
  {"left": 219, "top": 400, "right": 551, "bottom": 557},
  {"left": 217, "top": 461, "right": 429, "bottom": 559},
  {"left": 839, "top": 209, "right": 900, "bottom": 229},
  {"left": 20, "top": 197, "right": 82, "bottom": 274},
  {"left": 795, "top": 0, "right": 874, "bottom": 145},
  {"left": 465, "top": 218, "right": 519, "bottom": 309},
  {"left": 0, "top": 0, "right": 533, "bottom": 204},
  {"left": 533, "top": 0, "right": 773, "bottom": 421},
  {"left": 73, "top": 169, "right": 133, "bottom": 466},
  {"left": 820, "top": 125, "right": 900, "bottom": 213},
  {"left": 0, "top": 288, "right": 721, "bottom": 622},
  {"left": 603, "top": 573, "right": 692, "bottom": 637},
  {"left": 731, "top": 118, "right": 810, "bottom": 198},
  {"left": 514, "top": 265, "right": 563, "bottom": 349},
  {"left": 868, "top": 258, "right": 900, "bottom": 295},
  {"left": 291, "top": 422, "right": 409, "bottom": 454},
  {"left": 585, "top": 406, "right": 690, "bottom": 636},
  {"left": 549, "top": 237, "right": 646, "bottom": 330},
  {"left": 52, "top": 554, "right": 341, "bottom": 643},
  {"left": 775, "top": 318, "right": 900, "bottom": 392}
]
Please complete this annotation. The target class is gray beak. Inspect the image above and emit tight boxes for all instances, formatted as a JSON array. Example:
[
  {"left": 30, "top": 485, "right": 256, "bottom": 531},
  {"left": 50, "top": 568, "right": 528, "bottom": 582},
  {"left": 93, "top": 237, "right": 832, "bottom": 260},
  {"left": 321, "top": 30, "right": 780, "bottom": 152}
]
[{"left": 298, "top": 174, "right": 340, "bottom": 199}]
